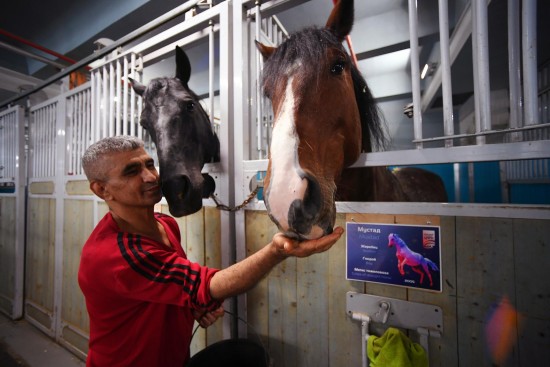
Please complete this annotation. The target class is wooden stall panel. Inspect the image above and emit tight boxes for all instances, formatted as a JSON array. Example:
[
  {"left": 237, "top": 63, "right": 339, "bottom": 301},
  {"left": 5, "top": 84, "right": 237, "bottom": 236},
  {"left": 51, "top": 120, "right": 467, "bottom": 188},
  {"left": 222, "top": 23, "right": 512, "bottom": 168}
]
[
  {"left": 407, "top": 216, "right": 458, "bottom": 367},
  {"left": 62, "top": 199, "right": 94, "bottom": 357},
  {"left": 0, "top": 197, "right": 16, "bottom": 315},
  {"left": 513, "top": 219, "right": 550, "bottom": 366},
  {"left": 245, "top": 211, "right": 461, "bottom": 367},
  {"left": 25, "top": 197, "right": 56, "bottom": 332},
  {"left": 456, "top": 217, "right": 518, "bottom": 367},
  {"left": 245, "top": 210, "right": 274, "bottom": 355},
  {"left": 165, "top": 205, "right": 224, "bottom": 355}
]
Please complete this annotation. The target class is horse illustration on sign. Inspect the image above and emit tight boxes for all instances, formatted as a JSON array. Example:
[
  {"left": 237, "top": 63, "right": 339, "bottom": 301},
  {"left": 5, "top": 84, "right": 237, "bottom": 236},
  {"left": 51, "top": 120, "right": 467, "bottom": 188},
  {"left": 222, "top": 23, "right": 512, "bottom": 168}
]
[{"left": 387, "top": 233, "right": 439, "bottom": 287}]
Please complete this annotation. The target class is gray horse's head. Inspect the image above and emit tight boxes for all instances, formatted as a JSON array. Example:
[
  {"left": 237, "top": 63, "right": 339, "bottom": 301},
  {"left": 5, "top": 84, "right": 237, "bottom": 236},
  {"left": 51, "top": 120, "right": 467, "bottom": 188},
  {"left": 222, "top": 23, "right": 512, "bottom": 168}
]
[{"left": 131, "top": 46, "right": 220, "bottom": 217}]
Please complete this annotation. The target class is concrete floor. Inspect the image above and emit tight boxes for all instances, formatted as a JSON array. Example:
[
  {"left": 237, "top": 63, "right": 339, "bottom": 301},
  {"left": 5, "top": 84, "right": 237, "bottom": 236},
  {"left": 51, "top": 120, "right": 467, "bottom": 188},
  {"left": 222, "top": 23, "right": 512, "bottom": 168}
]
[{"left": 0, "top": 313, "right": 85, "bottom": 367}]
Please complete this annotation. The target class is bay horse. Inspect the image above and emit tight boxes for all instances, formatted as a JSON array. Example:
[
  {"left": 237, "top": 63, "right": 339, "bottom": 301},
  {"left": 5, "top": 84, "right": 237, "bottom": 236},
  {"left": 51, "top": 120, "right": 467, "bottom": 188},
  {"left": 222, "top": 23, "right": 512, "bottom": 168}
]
[
  {"left": 130, "top": 46, "right": 220, "bottom": 217},
  {"left": 387, "top": 233, "right": 439, "bottom": 287},
  {"left": 256, "top": 0, "right": 447, "bottom": 240}
]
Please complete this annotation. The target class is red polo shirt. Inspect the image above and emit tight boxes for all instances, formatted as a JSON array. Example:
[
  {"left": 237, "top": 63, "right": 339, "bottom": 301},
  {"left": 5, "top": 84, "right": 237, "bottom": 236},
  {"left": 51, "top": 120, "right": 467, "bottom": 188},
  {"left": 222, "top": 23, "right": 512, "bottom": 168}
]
[{"left": 78, "top": 212, "right": 221, "bottom": 367}]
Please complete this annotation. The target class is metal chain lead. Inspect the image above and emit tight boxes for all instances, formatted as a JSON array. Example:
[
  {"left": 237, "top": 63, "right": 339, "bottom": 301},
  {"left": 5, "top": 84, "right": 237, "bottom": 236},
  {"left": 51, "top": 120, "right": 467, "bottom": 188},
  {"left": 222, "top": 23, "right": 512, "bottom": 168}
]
[{"left": 210, "top": 186, "right": 260, "bottom": 212}]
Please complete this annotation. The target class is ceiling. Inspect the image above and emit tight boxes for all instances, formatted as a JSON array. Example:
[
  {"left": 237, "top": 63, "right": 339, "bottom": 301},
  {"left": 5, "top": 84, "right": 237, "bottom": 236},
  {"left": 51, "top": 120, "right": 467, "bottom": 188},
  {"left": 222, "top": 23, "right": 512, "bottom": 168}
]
[{"left": 0, "top": 0, "right": 548, "bottom": 110}]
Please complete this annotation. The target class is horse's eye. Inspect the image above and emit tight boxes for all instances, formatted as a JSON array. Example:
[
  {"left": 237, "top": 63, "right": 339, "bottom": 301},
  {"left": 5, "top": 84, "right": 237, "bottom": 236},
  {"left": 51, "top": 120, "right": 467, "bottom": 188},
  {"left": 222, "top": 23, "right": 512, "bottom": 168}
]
[
  {"left": 331, "top": 61, "right": 345, "bottom": 75},
  {"left": 187, "top": 102, "right": 195, "bottom": 112}
]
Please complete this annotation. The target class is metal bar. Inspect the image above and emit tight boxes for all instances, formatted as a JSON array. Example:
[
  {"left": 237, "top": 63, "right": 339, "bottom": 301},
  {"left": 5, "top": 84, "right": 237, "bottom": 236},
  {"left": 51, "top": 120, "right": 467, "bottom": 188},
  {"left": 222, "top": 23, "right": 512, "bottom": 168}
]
[
  {"left": 0, "top": 40, "right": 68, "bottom": 70},
  {"left": 124, "top": 57, "right": 130, "bottom": 137},
  {"left": 412, "top": 123, "right": 550, "bottom": 142},
  {"left": 522, "top": 0, "right": 538, "bottom": 126},
  {"left": 507, "top": 0, "right": 522, "bottom": 142},
  {"left": 473, "top": 0, "right": 492, "bottom": 137},
  {"left": 0, "top": 0, "right": 202, "bottom": 108},
  {"left": 438, "top": 0, "right": 454, "bottom": 146},
  {"left": 102, "top": 66, "right": 108, "bottom": 139},
  {"left": 255, "top": 2, "right": 263, "bottom": 159},
  {"left": 109, "top": 62, "right": 115, "bottom": 137},
  {"left": 116, "top": 59, "right": 122, "bottom": 135},
  {"left": 131, "top": 54, "right": 138, "bottom": 139},
  {"left": 209, "top": 20, "right": 215, "bottom": 128},
  {"left": 407, "top": 0, "right": 423, "bottom": 149}
]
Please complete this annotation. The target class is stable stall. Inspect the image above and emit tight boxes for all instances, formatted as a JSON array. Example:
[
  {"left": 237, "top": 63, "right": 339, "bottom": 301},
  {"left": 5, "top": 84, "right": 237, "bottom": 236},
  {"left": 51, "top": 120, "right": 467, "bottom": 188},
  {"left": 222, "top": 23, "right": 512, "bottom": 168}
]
[{"left": 0, "top": 0, "right": 549, "bottom": 366}]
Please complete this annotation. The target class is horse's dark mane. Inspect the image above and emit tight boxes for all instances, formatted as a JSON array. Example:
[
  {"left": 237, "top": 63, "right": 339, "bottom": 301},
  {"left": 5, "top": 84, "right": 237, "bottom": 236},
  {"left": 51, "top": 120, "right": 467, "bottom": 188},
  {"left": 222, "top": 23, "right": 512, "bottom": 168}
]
[{"left": 262, "top": 26, "right": 387, "bottom": 153}]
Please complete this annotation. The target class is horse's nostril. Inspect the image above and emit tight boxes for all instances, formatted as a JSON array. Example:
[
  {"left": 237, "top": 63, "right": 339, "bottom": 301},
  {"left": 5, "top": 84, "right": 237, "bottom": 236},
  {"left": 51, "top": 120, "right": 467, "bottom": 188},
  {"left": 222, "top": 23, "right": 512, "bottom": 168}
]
[{"left": 202, "top": 174, "right": 216, "bottom": 198}]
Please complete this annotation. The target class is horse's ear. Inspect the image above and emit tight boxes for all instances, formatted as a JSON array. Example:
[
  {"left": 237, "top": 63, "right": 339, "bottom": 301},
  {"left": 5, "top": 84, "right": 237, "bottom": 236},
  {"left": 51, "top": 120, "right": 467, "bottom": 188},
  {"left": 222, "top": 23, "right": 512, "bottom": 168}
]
[
  {"left": 175, "top": 46, "right": 191, "bottom": 85},
  {"left": 129, "top": 77, "right": 146, "bottom": 96},
  {"left": 325, "top": 0, "right": 354, "bottom": 40},
  {"left": 255, "top": 40, "right": 276, "bottom": 60}
]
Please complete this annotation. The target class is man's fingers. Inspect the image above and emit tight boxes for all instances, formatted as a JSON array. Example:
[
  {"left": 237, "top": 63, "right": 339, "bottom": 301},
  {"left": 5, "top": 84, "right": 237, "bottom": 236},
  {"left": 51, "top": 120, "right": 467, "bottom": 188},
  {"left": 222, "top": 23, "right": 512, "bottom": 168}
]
[{"left": 281, "top": 226, "right": 344, "bottom": 257}]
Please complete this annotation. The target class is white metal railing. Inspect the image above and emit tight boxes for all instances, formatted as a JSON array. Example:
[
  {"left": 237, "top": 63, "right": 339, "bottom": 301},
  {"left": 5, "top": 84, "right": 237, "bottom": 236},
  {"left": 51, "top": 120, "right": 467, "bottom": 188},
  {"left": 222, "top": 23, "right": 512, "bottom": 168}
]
[
  {"left": 66, "top": 85, "right": 92, "bottom": 176},
  {"left": 0, "top": 108, "right": 19, "bottom": 181},
  {"left": 29, "top": 101, "right": 58, "bottom": 179},
  {"left": 238, "top": 2, "right": 550, "bottom": 174}
]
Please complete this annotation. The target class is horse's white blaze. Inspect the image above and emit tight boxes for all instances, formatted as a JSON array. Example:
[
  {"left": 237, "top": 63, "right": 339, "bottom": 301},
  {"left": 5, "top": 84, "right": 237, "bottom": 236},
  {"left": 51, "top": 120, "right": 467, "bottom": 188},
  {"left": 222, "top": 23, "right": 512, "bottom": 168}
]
[{"left": 268, "top": 76, "right": 308, "bottom": 230}]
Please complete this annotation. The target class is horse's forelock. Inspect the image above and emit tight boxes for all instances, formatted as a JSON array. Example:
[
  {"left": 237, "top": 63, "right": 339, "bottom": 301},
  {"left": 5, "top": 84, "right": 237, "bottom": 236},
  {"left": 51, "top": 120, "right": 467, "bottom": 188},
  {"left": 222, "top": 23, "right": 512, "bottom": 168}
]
[{"left": 262, "top": 27, "right": 344, "bottom": 96}]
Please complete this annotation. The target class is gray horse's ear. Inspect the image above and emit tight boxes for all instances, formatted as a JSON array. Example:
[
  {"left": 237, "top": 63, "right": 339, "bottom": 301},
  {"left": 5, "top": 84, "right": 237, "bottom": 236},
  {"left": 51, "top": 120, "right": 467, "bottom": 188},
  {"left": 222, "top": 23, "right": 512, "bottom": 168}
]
[
  {"left": 255, "top": 40, "right": 276, "bottom": 60},
  {"left": 325, "top": 0, "right": 354, "bottom": 40},
  {"left": 129, "top": 77, "right": 146, "bottom": 96},
  {"left": 175, "top": 46, "right": 191, "bottom": 85}
]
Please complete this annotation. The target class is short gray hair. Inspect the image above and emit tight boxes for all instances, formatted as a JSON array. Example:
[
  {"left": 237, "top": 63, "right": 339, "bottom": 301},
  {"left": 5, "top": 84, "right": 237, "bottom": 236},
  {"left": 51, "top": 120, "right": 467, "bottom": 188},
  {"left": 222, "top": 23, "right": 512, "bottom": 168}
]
[{"left": 82, "top": 136, "right": 144, "bottom": 181}]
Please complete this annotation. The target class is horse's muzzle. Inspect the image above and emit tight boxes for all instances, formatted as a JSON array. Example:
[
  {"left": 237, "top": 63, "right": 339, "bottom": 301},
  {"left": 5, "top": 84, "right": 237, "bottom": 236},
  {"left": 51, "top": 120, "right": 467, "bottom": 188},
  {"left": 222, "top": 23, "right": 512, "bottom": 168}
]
[{"left": 162, "top": 175, "right": 204, "bottom": 217}]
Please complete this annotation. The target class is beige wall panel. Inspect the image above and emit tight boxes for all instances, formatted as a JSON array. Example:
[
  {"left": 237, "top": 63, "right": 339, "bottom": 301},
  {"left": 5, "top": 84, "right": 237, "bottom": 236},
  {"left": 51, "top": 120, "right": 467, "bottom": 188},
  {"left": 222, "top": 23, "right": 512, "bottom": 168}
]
[
  {"left": 456, "top": 217, "right": 518, "bottom": 366},
  {"left": 185, "top": 208, "right": 207, "bottom": 354},
  {"left": 26, "top": 198, "right": 56, "bottom": 314},
  {"left": 245, "top": 211, "right": 272, "bottom": 348},
  {"left": 295, "top": 235, "right": 331, "bottom": 366},
  {"left": 264, "top": 213, "right": 297, "bottom": 367},
  {"left": 0, "top": 197, "right": 16, "bottom": 307},
  {"left": 513, "top": 219, "right": 550, "bottom": 366},
  {"left": 407, "top": 216, "right": 457, "bottom": 367},
  {"left": 66, "top": 180, "right": 92, "bottom": 196},
  {"left": 328, "top": 213, "right": 364, "bottom": 367},
  {"left": 62, "top": 200, "right": 93, "bottom": 334},
  {"left": 29, "top": 181, "right": 54, "bottom": 194},
  {"left": 203, "top": 207, "right": 224, "bottom": 345},
  {"left": 97, "top": 202, "right": 109, "bottom": 220}
]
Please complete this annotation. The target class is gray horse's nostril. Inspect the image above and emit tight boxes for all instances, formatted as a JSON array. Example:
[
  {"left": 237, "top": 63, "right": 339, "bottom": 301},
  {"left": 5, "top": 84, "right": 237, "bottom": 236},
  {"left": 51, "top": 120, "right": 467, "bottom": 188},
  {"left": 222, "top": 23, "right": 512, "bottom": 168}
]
[{"left": 201, "top": 174, "right": 216, "bottom": 198}]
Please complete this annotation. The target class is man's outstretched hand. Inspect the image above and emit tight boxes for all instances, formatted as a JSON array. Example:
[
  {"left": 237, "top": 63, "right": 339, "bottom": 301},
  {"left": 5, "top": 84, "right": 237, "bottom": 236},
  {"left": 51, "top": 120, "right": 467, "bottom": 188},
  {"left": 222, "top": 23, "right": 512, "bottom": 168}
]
[{"left": 272, "top": 226, "right": 344, "bottom": 258}]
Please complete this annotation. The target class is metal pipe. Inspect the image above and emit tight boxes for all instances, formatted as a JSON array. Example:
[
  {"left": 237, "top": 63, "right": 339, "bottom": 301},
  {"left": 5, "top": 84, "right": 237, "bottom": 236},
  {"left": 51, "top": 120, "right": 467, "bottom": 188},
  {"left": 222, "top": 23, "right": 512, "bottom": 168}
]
[
  {"left": 471, "top": 2, "right": 483, "bottom": 145},
  {"left": 0, "top": 28, "right": 79, "bottom": 66},
  {"left": 0, "top": 40, "right": 68, "bottom": 70},
  {"left": 438, "top": 0, "right": 454, "bottom": 147},
  {"left": 123, "top": 57, "right": 129, "bottom": 136},
  {"left": 411, "top": 122, "right": 550, "bottom": 143},
  {"left": 109, "top": 63, "right": 115, "bottom": 137},
  {"left": 255, "top": 1, "right": 263, "bottom": 159},
  {"left": 131, "top": 54, "right": 138, "bottom": 139},
  {"left": 408, "top": 0, "right": 423, "bottom": 149},
  {"left": 0, "top": 0, "right": 202, "bottom": 108},
  {"left": 209, "top": 20, "right": 215, "bottom": 128},
  {"left": 507, "top": 0, "right": 522, "bottom": 141},
  {"left": 522, "top": 0, "right": 538, "bottom": 126},
  {"left": 473, "top": 0, "right": 492, "bottom": 137}
]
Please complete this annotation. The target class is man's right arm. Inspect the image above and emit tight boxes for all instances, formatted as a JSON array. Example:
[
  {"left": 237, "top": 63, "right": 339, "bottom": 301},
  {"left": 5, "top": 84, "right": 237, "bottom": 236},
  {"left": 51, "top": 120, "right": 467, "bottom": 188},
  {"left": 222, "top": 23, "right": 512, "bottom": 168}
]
[{"left": 208, "top": 227, "right": 344, "bottom": 300}]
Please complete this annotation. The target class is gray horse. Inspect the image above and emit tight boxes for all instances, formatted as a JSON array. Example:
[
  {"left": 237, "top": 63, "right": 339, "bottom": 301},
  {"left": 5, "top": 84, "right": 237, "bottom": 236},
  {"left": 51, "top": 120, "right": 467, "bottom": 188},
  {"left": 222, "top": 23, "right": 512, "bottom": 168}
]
[{"left": 131, "top": 46, "right": 220, "bottom": 217}]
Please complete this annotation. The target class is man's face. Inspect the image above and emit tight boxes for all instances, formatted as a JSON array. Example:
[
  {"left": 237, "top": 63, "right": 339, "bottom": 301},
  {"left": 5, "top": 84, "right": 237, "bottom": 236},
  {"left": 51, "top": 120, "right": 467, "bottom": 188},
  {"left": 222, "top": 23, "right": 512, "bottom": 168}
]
[{"left": 99, "top": 148, "right": 162, "bottom": 208}]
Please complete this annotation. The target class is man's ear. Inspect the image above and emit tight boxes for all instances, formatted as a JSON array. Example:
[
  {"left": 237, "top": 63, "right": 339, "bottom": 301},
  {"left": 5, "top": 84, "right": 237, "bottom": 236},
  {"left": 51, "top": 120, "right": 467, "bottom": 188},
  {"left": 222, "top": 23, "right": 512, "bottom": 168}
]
[{"left": 90, "top": 181, "right": 111, "bottom": 200}]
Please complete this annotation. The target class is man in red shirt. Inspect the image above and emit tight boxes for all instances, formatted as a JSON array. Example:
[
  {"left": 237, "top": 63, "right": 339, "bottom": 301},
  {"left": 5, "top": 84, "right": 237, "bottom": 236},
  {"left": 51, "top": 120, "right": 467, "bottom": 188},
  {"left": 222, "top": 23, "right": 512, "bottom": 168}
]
[{"left": 78, "top": 136, "right": 343, "bottom": 367}]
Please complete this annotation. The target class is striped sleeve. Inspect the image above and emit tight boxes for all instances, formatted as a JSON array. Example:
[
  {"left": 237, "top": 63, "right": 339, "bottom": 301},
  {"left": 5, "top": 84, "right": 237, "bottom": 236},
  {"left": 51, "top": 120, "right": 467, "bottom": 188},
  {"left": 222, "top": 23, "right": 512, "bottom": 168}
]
[{"left": 114, "top": 232, "right": 221, "bottom": 311}]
